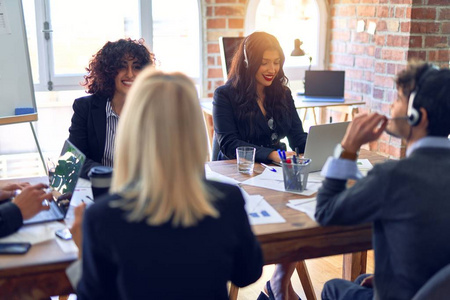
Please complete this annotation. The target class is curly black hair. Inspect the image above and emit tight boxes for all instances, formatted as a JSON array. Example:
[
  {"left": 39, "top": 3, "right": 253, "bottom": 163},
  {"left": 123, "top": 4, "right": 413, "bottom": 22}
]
[{"left": 82, "top": 38, "right": 155, "bottom": 98}]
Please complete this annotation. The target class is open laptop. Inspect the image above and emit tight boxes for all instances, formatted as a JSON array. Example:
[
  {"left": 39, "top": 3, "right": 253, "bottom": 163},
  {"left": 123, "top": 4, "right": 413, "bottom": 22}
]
[
  {"left": 301, "top": 70, "right": 345, "bottom": 102},
  {"left": 303, "top": 122, "right": 350, "bottom": 172},
  {"left": 23, "top": 140, "right": 85, "bottom": 225}
]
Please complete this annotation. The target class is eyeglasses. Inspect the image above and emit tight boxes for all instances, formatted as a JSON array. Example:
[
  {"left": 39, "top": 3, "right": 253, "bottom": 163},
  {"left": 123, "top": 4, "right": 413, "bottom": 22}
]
[{"left": 268, "top": 117, "right": 278, "bottom": 144}]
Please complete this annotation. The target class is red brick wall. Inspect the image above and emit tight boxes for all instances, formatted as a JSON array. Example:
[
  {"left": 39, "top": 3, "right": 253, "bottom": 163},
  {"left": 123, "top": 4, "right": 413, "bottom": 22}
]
[
  {"left": 328, "top": 0, "right": 449, "bottom": 158},
  {"left": 203, "top": 0, "right": 450, "bottom": 157},
  {"left": 204, "top": 0, "right": 247, "bottom": 97}
]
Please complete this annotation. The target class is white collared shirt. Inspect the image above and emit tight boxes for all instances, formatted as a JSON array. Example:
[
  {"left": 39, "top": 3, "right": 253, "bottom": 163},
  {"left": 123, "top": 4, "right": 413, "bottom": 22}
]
[{"left": 102, "top": 100, "right": 119, "bottom": 167}]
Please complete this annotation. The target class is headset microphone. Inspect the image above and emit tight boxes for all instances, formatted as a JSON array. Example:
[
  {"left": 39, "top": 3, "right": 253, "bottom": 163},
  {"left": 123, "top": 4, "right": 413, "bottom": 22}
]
[
  {"left": 406, "top": 91, "right": 420, "bottom": 126},
  {"left": 389, "top": 116, "right": 410, "bottom": 121},
  {"left": 406, "top": 65, "right": 439, "bottom": 126},
  {"left": 243, "top": 37, "right": 249, "bottom": 68}
]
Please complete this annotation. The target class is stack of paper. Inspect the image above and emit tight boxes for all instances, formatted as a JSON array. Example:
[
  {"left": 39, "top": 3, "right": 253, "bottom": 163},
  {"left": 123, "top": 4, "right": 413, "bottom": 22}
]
[{"left": 286, "top": 197, "right": 317, "bottom": 221}]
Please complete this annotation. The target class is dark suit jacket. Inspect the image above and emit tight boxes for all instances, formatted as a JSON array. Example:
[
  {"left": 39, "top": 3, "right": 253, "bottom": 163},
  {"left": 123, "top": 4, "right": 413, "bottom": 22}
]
[
  {"left": 0, "top": 202, "right": 22, "bottom": 238},
  {"left": 213, "top": 84, "right": 308, "bottom": 163},
  {"left": 77, "top": 180, "right": 263, "bottom": 300},
  {"left": 68, "top": 94, "right": 108, "bottom": 178}
]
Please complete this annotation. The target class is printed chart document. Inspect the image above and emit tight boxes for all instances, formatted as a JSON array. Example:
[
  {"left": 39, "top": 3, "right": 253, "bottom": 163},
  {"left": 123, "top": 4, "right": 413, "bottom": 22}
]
[
  {"left": 241, "top": 167, "right": 323, "bottom": 196},
  {"left": 241, "top": 189, "right": 285, "bottom": 225},
  {"left": 286, "top": 198, "right": 317, "bottom": 221}
]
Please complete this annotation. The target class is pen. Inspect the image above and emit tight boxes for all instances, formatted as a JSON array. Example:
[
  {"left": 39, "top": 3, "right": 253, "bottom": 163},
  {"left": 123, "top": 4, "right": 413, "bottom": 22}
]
[
  {"left": 261, "top": 163, "right": 277, "bottom": 172},
  {"left": 292, "top": 155, "right": 297, "bottom": 164},
  {"left": 277, "top": 149, "right": 284, "bottom": 162}
]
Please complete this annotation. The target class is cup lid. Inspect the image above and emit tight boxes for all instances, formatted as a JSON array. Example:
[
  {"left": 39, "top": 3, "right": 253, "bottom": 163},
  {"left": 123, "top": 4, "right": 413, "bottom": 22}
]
[{"left": 88, "top": 166, "right": 113, "bottom": 178}]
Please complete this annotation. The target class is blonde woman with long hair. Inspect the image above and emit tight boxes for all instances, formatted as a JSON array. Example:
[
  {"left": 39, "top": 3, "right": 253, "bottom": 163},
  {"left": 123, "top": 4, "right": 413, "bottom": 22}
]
[{"left": 77, "top": 68, "right": 263, "bottom": 299}]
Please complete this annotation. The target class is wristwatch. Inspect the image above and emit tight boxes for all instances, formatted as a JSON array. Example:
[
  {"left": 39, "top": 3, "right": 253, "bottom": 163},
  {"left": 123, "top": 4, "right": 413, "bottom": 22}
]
[{"left": 333, "top": 143, "right": 358, "bottom": 161}]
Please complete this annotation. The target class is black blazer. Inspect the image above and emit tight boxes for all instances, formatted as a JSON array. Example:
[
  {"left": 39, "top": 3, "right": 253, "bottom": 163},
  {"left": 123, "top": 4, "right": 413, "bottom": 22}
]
[
  {"left": 77, "top": 180, "right": 263, "bottom": 299},
  {"left": 0, "top": 202, "right": 22, "bottom": 238},
  {"left": 213, "top": 84, "right": 307, "bottom": 163},
  {"left": 68, "top": 94, "right": 108, "bottom": 178}
]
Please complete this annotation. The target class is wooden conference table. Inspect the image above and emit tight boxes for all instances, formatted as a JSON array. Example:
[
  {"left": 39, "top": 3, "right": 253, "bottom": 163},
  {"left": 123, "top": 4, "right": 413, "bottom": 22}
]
[{"left": 0, "top": 149, "right": 386, "bottom": 299}]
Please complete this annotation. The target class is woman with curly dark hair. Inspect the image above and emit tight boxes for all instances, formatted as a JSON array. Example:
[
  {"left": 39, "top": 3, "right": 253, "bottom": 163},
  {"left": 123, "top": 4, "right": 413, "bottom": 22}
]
[
  {"left": 68, "top": 38, "right": 154, "bottom": 178},
  {"left": 213, "top": 31, "right": 307, "bottom": 163}
]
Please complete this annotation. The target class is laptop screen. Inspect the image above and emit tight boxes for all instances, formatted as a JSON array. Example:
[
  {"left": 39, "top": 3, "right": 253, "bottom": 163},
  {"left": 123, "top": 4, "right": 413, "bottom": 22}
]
[
  {"left": 49, "top": 140, "right": 86, "bottom": 217},
  {"left": 305, "top": 70, "right": 345, "bottom": 98},
  {"left": 303, "top": 122, "right": 349, "bottom": 172}
]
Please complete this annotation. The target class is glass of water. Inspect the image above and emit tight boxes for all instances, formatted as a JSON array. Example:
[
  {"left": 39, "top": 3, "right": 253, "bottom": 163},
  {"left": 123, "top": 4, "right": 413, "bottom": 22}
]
[{"left": 236, "top": 146, "right": 256, "bottom": 174}]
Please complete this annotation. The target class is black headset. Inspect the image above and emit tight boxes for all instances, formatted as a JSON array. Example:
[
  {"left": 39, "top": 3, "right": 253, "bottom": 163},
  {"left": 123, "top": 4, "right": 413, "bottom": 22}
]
[
  {"left": 243, "top": 37, "right": 249, "bottom": 68},
  {"left": 407, "top": 65, "right": 438, "bottom": 126}
]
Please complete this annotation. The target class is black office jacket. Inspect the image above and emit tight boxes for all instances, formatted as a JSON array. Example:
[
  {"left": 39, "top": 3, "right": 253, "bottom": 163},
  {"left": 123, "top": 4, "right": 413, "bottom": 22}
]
[
  {"left": 68, "top": 94, "right": 108, "bottom": 178},
  {"left": 0, "top": 202, "right": 22, "bottom": 238},
  {"left": 213, "top": 84, "right": 307, "bottom": 163}
]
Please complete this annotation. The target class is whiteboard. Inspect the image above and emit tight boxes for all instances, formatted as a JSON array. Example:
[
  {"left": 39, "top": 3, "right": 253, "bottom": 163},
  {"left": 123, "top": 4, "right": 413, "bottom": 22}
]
[{"left": 0, "top": 0, "right": 37, "bottom": 125}]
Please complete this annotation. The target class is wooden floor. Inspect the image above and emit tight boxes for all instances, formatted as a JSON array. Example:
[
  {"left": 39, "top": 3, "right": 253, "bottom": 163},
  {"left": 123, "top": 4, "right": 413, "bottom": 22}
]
[{"left": 236, "top": 251, "right": 374, "bottom": 300}]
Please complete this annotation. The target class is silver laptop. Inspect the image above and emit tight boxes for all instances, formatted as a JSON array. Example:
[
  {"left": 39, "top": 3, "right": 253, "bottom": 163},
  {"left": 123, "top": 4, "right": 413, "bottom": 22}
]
[
  {"left": 23, "top": 140, "right": 85, "bottom": 225},
  {"left": 303, "top": 122, "right": 350, "bottom": 172}
]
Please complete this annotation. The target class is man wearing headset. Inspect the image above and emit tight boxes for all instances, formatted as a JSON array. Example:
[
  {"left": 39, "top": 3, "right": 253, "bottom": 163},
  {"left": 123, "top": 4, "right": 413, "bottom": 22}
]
[{"left": 316, "top": 60, "right": 450, "bottom": 299}]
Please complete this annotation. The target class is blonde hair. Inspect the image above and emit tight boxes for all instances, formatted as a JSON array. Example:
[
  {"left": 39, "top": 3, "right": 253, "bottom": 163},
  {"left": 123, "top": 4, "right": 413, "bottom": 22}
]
[{"left": 110, "top": 68, "right": 218, "bottom": 227}]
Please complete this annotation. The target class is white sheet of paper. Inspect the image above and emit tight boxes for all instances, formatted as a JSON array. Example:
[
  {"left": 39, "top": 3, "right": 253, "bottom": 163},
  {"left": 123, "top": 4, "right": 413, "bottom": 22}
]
[
  {"left": 241, "top": 168, "right": 322, "bottom": 196},
  {"left": 0, "top": 221, "right": 66, "bottom": 244},
  {"left": 0, "top": 0, "right": 11, "bottom": 35},
  {"left": 357, "top": 159, "right": 373, "bottom": 176},
  {"left": 205, "top": 165, "right": 240, "bottom": 185},
  {"left": 286, "top": 197, "right": 317, "bottom": 221},
  {"left": 240, "top": 189, "right": 285, "bottom": 225}
]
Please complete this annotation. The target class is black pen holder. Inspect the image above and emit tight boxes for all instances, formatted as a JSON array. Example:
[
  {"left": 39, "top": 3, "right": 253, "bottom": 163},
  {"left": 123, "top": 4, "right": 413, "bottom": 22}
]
[{"left": 281, "top": 159, "right": 311, "bottom": 192}]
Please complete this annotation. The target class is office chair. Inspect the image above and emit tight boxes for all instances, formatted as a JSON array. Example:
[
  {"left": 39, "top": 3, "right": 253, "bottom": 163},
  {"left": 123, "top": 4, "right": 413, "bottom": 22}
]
[{"left": 212, "top": 134, "right": 220, "bottom": 161}]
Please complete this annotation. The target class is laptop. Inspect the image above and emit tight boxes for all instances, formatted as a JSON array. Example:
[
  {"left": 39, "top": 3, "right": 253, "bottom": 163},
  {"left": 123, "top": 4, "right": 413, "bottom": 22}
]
[
  {"left": 303, "top": 122, "right": 350, "bottom": 172},
  {"left": 301, "top": 70, "right": 345, "bottom": 102},
  {"left": 23, "top": 140, "right": 86, "bottom": 225}
]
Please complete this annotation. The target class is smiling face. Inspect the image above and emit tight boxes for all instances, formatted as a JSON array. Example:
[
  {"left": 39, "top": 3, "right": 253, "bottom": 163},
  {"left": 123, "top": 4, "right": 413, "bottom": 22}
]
[
  {"left": 255, "top": 49, "right": 280, "bottom": 92},
  {"left": 114, "top": 55, "right": 143, "bottom": 98}
]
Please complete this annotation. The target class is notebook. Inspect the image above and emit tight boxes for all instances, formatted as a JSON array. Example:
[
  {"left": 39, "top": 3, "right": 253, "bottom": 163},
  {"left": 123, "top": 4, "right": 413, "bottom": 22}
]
[
  {"left": 301, "top": 70, "right": 345, "bottom": 102},
  {"left": 23, "top": 140, "right": 86, "bottom": 225},
  {"left": 303, "top": 122, "right": 350, "bottom": 172}
]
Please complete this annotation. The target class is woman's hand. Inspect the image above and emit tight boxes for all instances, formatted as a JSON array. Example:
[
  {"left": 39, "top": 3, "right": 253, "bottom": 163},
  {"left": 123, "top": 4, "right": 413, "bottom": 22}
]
[
  {"left": 0, "top": 182, "right": 31, "bottom": 201},
  {"left": 12, "top": 183, "right": 52, "bottom": 219},
  {"left": 269, "top": 151, "right": 298, "bottom": 163}
]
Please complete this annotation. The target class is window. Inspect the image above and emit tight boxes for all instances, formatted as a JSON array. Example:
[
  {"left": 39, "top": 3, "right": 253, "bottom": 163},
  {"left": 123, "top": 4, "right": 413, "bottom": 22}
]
[
  {"left": 246, "top": 0, "right": 328, "bottom": 81},
  {"left": 22, "top": 0, "right": 200, "bottom": 91}
]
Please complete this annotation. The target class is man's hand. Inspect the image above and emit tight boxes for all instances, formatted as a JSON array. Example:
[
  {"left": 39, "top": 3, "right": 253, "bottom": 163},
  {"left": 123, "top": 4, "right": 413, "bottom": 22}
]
[
  {"left": 12, "top": 183, "right": 53, "bottom": 220},
  {"left": 360, "top": 275, "right": 374, "bottom": 288},
  {"left": 0, "top": 182, "right": 31, "bottom": 201},
  {"left": 70, "top": 202, "right": 86, "bottom": 258},
  {"left": 341, "top": 113, "right": 388, "bottom": 153}
]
